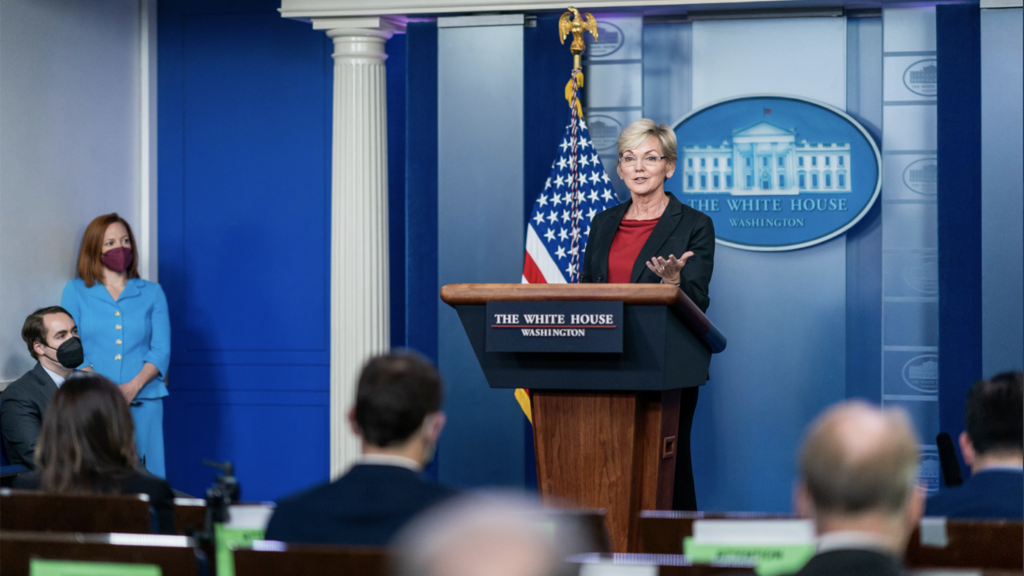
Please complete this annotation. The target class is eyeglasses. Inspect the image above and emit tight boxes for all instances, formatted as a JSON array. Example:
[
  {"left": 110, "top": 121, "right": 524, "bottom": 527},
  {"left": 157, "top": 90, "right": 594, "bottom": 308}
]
[{"left": 620, "top": 155, "right": 666, "bottom": 167}]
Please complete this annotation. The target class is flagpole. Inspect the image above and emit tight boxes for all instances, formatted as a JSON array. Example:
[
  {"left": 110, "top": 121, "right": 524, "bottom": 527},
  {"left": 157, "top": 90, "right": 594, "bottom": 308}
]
[{"left": 559, "top": 7, "right": 598, "bottom": 282}]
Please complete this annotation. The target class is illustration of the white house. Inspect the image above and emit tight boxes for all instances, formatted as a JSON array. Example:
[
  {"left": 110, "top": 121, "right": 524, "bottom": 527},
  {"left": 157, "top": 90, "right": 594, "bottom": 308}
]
[{"left": 681, "top": 121, "right": 852, "bottom": 195}]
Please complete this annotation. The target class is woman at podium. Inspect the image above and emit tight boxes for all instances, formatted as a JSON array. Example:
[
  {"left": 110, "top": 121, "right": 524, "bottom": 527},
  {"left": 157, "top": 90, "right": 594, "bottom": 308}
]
[{"left": 580, "top": 119, "right": 715, "bottom": 511}]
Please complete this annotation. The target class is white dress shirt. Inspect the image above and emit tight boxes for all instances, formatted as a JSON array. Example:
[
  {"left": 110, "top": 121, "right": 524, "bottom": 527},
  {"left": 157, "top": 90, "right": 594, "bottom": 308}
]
[{"left": 41, "top": 364, "right": 67, "bottom": 388}]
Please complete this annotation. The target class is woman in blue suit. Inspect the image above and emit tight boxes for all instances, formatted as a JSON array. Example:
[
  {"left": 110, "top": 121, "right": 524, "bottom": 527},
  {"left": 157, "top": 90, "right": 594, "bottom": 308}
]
[{"left": 62, "top": 213, "right": 171, "bottom": 478}]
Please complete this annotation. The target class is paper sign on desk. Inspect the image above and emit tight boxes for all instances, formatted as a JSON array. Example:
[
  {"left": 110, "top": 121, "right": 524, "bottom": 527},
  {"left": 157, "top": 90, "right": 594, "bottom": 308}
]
[
  {"left": 215, "top": 504, "right": 276, "bottom": 576},
  {"left": 30, "top": 559, "right": 161, "bottom": 576},
  {"left": 684, "top": 519, "right": 816, "bottom": 576},
  {"left": 579, "top": 564, "right": 658, "bottom": 576}
]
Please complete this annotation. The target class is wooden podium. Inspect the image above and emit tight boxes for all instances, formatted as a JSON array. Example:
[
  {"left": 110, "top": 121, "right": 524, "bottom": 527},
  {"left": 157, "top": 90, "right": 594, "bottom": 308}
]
[{"left": 440, "top": 284, "right": 726, "bottom": 553}]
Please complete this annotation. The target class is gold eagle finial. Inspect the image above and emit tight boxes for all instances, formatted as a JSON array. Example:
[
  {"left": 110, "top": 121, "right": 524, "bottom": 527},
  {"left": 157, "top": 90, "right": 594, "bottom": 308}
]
[{"left": 558, "top": 7, "right": 598, "bottom": 70}]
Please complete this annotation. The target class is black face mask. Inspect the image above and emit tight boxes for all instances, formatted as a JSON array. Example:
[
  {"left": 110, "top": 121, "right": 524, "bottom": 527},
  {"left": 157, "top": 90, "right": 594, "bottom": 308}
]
[{"left": 45, "top": 337, "right": 84, "bottom": 369}]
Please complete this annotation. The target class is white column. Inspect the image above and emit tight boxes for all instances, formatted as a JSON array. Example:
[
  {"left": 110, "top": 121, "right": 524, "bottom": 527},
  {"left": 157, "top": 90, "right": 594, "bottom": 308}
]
[
  {"left": 770, "top": 142, "right": 778, "bottom": 190},
  {"left": 312, "top": 17, "right": 401, "bottom": 479}
]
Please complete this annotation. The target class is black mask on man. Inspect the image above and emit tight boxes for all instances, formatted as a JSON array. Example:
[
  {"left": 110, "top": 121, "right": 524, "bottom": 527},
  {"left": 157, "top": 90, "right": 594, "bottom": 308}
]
[{"left": 45, "top": 337, "right": 84, "bottom": 369}]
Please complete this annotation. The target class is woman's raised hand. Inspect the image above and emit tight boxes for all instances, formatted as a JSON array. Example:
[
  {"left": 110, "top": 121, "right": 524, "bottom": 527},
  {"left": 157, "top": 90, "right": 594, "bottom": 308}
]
[{"left": 646, "top": 252, "right": 694, "bottom": 285}]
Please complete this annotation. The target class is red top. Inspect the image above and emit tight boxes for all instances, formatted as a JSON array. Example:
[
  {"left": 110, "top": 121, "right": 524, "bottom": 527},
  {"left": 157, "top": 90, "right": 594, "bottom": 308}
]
[{"left": 607, "top": 218, "right": 659, "bottom": 284}]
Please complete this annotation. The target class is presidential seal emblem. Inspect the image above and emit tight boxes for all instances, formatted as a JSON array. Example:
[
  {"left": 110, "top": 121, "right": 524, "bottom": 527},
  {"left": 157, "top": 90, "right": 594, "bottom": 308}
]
[
  {"left": 902, "top": 355, "right": 939, "bottom": 394},
  {"left": 903, "top": 59, "right": 938, "bottom": 97},
  {"left": 902, "top": 158, "right": 938, "bottom": 195},
  {"left": 587, "top": 114, "right": 624, "bottom": 153},
  {"left": 589, "top": 21, "right": 624, "bottom": 57},
  {"left": 672, "top": 95, "right": 881, "bottom": 251}
]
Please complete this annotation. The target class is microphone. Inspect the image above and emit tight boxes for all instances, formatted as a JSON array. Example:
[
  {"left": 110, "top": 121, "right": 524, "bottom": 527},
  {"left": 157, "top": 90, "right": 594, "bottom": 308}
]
[{"left": 936, "top": 432, "right": 964, "bottom": 487}]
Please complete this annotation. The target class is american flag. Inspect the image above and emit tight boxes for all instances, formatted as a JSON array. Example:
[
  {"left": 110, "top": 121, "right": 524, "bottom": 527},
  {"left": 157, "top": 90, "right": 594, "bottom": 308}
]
[{"left": 522, "top": 115, "right": 620, "bottom": 284}]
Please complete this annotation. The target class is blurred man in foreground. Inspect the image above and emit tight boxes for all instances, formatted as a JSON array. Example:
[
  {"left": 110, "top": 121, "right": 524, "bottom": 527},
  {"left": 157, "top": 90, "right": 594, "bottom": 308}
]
[
  {"left": 265, "top": 352, "right": 454, "bottom": 545},
  {"left": 791, "top": 401, "right": 925, "bottom": 576},
  {"left": 926, "top": 371, "right": 1023, "bottom": 519},
  {"left": 392, "top": 492, "right": 585, "bottom": 576}
]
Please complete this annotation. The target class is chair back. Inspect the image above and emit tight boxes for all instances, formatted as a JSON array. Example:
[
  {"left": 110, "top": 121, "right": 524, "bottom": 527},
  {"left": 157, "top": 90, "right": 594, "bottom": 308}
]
[
  {"left": 0, "top": 489, "right": 153, "bottom": 534},
  {"left": 173, "top": 497, "right": 207, "bottom": 535},
  {"left": 233, "top": 541, "right": 388, "bottom": 576},
  {"left": 905, "top": 519, "right": 1024, "bottom": 570},
  {"left": 0, "top": 530, "right": 203, "bottom": 576}
]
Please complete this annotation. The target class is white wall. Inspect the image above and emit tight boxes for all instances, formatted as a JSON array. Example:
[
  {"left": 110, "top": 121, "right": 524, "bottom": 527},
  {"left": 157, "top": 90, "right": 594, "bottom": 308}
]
[{"left": 0, "top": 0, "right": 152, "bottom": 383}]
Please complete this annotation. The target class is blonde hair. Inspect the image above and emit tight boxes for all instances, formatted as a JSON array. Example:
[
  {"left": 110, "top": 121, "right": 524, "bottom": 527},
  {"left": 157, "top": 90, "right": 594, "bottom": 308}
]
[{"left": 616, "top": 119, "right": 677, "bottom": 164}]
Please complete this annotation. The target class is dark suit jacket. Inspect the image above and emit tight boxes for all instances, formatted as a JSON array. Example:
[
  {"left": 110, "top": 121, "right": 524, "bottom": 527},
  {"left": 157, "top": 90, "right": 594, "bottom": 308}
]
[
  {"left": 264, "top": 464, "right": 457, "bottom": 546},
  {"left": 1, "top": 363, "right": 59, "bottom": 468},
  {"left": 13, "top": 469, "right": 177, "bottom": 534},
  {"left": 925, "top": 469, "right": 1024, "bottom": 520},
  {"left": 580, "top": 192, "right": 715, "bottom": 313},
  {"left": 790, "top": 549, "right": 901, "bottom": 576}
]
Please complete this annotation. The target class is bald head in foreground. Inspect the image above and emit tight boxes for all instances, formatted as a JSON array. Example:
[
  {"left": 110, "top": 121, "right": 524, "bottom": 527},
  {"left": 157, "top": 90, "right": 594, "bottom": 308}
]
[
  {"left": 791, "top": 401, "right": 924, "bottom": 576},
  {"left": 392, "top": 492, "right": 587, "bottom": 576}
]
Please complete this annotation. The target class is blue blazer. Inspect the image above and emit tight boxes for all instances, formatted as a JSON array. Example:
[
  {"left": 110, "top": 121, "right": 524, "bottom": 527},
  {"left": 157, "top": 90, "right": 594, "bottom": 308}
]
[
  {"left": 61, "top": 278, "right": 170, "bottom": 401},
  {"left": 925, "top": 469, "right": 1024, "bottom": 520},
  {"left": 265, "top": 464, "right": 457, "bottom": 546}
]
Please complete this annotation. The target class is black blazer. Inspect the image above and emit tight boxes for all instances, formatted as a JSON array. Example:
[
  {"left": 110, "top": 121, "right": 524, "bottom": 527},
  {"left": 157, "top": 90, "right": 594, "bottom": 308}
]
[
  {"left": 580, "top": 192, "right": 715, "bottom": 313},
  {"left": 265, "top": 464, "right": 457, "bottom": 546},
  {"left": 790, "top": 549, "right": 901, "bottom": 576},
  {"left": 1, "top": 363, "right": 59, "bottom": 468},
  {"left": 13, "top": 469, "right": 177, "bottom": 534}
]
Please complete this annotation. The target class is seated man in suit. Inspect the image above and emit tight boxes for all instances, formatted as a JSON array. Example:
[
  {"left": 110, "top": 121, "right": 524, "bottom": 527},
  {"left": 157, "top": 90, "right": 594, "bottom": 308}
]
[
  {"left": 265, "top": 351, "right": 455, "bottom": 546},
  {"left": 1, "top": 306, "right": 84, "bottom": 468},
  {"left": 926, "top": 371, "right": 1023, "bottom": 519},
  {"left": 791, "top": 401, "right": 924, "bottom": 576}
]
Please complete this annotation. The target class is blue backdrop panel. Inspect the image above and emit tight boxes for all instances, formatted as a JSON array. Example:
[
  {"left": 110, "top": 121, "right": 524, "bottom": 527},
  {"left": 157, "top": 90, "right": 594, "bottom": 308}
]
[
  {"left": 158, "top": 0, "right": 332, "bottom": 499},
  {"left": 686, "top": 18, "right": 849, "bottom": 513},
  {"left": 178, "top": 12, "right": 329, "bottom": 357},
  {"left": 844, "top": 17, "right": 884, "bottom": 404},
  {"left": 980, "top": 9, "right": 1024, "bottom": 376},
  {"left": 405, "top": 22, "right": 440, "bottom": 363},
  {"left": 387, "top": 33, "right": 408, "bottom": 349},
  {"left": 936, "top": 5, "right": 982, "bottom": 448},
  {"left": 691, "top": 241, "right": 849, "bottom": 512},
  {"left": 176, "top": 389, "right": 329, "bottom": 501},
  {"left": 642, "top": 22, "right": 692, "bottom": 127},
  {"left": 437, "top": 21, "right": 525, "bottom": 488},
  {"left": 524, "top": 16, "right": 574, "bottom": 223},
  {"left": 403, "top": 22, "right": 441, "bottom": 481}
]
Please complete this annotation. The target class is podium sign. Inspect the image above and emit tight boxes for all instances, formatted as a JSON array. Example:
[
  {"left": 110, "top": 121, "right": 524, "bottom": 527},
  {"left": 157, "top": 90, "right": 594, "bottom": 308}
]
[{"left": 485, "top": 301, "right": 623, "bottom": 353}]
